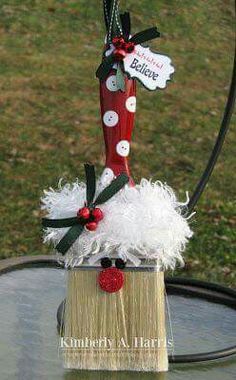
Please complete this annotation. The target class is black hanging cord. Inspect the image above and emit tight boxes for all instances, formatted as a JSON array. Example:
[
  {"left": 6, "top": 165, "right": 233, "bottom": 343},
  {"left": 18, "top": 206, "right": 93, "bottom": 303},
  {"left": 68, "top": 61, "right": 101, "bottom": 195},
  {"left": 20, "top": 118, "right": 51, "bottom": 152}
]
[
  {"left": 103, "top": 0, "right": 123, "bottom": 42},
  {"left": 188, "top": 43, "right": 236, "bottom": 213},
  {"left": 103, "top": 0, "right": 112, "bottom": 31}
]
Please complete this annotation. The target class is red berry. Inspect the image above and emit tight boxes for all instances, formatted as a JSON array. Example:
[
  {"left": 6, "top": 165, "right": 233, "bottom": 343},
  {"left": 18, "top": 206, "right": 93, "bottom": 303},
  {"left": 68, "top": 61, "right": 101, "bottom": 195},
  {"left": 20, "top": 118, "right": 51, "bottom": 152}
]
[
  {"left": 112, "top": 36, "right": 125, "bottom": 48},
  {"left": 98, "top": 267, "right": 124, "bottom": 293},
  {"left": 124, "top": 41, "right": 135, "bottom": 53},
  {"left": 77, "top": 207, "right": 90, "bottom": 220},
  {"left": 92, "top": 207, "right": 104, "bottom": 222},
  {"left": 86, "top": 221, "right": 97, "bottom": 231},
  {"left": 113, "top": 48, "right": 126, "bottom": 61}
]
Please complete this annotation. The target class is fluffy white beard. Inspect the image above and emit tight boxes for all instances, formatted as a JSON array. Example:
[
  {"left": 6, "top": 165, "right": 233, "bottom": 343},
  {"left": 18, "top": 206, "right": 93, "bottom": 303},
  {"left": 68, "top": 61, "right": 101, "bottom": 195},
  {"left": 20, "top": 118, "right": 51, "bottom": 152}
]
[{"left": 41, "top": 177, "right": 193, "bottom": 269}]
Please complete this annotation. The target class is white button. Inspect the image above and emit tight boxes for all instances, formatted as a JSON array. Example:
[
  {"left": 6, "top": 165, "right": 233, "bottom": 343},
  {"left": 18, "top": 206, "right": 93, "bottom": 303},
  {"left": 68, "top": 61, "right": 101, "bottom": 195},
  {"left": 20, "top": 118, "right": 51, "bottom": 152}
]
[
  {"left": 106, "top": 75, "right": 118, "bottom": 92},
  {"left": 100, "top": 168, "right": 115, "bottom": 185},
  {"left": 116, "top": 140, "right": 130, "bottom": 157},
  {"left": 103, "top": 111, "right": 119, "bottom": 127},
  {"left": 125, "top": 96, "right": 136, "bottom": 113}
]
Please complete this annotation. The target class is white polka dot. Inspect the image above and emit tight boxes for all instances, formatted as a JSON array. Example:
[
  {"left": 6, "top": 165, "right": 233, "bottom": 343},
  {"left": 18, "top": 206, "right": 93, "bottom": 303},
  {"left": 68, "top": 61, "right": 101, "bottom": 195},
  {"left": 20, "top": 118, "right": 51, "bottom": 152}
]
[
  {"left": 100, "top": 168, "right": 115, "bottom": 185},
  {"left": 103, "top": 111, "right": 119, "bottom": 127},
  {"left": 125, "top": 96, "right": 136, "bottom": 113},
  {"left": 106, "top": 75, "right": 118, "bottom": 92},
  {"left": 116, "top": 140, "right": 130, "bottom": 157}
]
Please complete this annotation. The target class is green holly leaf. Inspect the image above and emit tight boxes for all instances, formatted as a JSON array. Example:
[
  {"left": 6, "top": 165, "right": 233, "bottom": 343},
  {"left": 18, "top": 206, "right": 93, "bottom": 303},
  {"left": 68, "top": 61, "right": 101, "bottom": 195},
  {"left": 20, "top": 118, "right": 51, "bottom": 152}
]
[{"left": 116, "top": 63, "right": 126, "bottom": 92}]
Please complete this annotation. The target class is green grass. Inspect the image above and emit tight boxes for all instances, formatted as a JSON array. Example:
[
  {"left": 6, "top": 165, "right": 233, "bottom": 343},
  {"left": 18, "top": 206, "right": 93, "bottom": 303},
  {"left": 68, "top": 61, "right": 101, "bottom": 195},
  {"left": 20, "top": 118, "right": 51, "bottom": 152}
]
[{"left": 0, "top": 1, "right": 235, "bottom": 286}]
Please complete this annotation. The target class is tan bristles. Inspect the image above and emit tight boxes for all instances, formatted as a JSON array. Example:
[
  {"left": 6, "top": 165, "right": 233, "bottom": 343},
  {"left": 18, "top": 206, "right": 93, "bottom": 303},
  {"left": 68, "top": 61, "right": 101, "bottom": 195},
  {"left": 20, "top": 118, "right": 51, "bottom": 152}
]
[{"left": 61, "top": 269, "right": 168, "bottom": 372}]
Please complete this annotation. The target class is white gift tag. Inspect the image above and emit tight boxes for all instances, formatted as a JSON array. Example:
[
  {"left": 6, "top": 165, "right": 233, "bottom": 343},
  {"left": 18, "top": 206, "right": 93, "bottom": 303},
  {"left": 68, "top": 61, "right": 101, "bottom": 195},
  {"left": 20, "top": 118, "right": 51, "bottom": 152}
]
[{"left": 123, "top": 44, "right": 174, "bottom": 91}]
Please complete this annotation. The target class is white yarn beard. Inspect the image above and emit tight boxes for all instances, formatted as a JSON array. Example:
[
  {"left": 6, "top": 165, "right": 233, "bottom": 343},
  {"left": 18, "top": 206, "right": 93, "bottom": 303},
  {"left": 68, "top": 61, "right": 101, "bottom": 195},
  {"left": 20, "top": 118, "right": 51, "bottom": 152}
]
[{"left": 41, "top": 177, "right": 193, "bottom": 269}]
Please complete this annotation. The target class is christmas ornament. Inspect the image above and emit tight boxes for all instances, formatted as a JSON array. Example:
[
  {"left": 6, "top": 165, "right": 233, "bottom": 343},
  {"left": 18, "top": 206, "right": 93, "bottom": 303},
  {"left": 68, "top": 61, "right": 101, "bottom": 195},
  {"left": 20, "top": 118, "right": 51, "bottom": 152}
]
[{"left": 41, "top": 0, "right": 193, "bottom": 373}]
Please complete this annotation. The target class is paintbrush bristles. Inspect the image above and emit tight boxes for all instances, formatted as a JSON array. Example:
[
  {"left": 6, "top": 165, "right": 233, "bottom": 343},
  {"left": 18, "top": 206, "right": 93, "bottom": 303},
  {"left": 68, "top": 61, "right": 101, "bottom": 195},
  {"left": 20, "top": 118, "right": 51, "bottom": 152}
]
[{"left": 62, "top": 270, "right": 168, "bottom": 372}]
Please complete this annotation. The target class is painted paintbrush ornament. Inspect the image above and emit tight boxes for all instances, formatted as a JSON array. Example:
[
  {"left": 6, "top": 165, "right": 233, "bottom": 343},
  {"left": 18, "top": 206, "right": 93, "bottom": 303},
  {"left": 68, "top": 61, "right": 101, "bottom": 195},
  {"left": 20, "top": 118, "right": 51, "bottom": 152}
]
[{"left": 41, "top": 0, "right": 192, "bottom": 372}]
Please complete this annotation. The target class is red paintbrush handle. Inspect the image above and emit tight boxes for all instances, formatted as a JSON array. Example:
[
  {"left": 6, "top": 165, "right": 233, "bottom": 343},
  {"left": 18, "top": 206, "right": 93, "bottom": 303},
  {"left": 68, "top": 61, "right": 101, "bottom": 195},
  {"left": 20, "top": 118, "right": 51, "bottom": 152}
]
[{"left": 100, "top": 70, "right": 136, "bottom": 184}]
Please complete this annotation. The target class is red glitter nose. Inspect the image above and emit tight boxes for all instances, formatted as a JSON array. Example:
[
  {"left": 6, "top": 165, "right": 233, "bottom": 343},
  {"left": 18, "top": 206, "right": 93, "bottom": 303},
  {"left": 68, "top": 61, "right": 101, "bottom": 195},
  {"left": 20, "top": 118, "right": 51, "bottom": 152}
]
[{"left": 98, "top": 267, "right": 124, "bottom": 293}]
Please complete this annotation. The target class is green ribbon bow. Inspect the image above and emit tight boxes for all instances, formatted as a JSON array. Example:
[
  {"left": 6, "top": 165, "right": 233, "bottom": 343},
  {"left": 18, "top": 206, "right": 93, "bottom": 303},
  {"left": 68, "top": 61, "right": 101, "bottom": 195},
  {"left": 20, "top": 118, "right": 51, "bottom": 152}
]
[
  {"left": 42, "top": 164, "right": 129, "bottom": 255},
  {"left": 96, "top": 9, "right": 160, "bottom": 82}
]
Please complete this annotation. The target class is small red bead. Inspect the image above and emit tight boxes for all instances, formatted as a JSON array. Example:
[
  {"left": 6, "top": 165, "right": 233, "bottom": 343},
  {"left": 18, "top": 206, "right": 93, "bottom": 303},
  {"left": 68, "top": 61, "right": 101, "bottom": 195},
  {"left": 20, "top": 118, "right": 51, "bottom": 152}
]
[
  {"left": 113, "top": 48, "right": 126, "bottom": 61},
  {"left": 92, "top": 207, "right": 104, "bottom": 222},
  {"left": 112, "top": 36, "right": 125, "bottom": 48},
  {"left": 124, "top": 41, "right": 135, "bottom": 53},
  {"left": 86, "top": 221, "right": 97, "bottom": 231},
  {"left": 98, "top": 267, "right": 124, "bottom": 293},
  {"left": 77, "top": 207, "right": 90, "bottom": 220}
]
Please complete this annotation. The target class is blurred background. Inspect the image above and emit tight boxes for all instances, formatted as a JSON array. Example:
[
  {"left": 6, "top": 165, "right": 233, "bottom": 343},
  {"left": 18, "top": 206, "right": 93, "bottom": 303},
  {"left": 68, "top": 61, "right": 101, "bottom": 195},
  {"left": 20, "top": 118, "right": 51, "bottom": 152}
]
[{"left": 0, "top": 0, "right": 235, "bottom": 286}]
